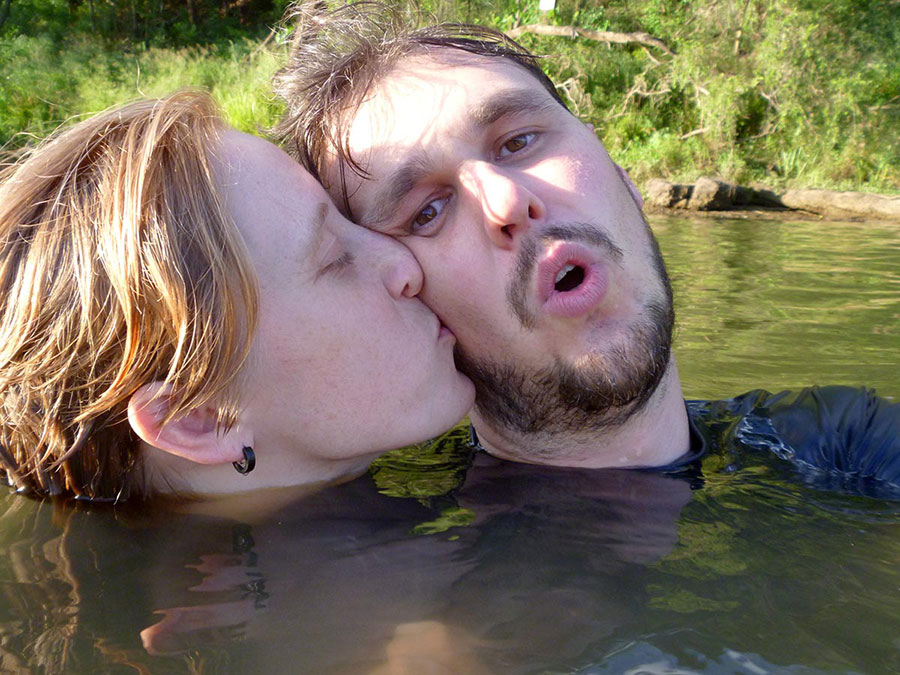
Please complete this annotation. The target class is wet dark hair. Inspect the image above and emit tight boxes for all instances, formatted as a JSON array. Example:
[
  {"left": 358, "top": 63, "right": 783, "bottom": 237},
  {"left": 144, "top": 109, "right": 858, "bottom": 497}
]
[{"left": 272, "top": 1, "right": 567, "bottom": 217}]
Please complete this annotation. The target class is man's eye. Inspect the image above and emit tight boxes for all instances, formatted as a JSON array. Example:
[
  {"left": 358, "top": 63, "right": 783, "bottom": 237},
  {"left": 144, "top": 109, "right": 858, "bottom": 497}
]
[
  {"left": 499, "top": 133, "right": 535, "bottom": 158},
  {"left": 411, "top": 196, "right": 448, "bottom": 233}
]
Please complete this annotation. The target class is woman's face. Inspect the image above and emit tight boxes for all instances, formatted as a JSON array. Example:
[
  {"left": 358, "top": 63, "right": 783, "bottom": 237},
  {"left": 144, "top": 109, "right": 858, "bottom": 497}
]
[{"left": 219, "top": 131, "right": 474, "bottom": 483}]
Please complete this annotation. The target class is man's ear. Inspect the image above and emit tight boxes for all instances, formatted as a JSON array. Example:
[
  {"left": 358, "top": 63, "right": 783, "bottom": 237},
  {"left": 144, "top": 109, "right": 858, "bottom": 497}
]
[
  {"left": 613, "top": 162, "right": 644, "bottom": 210},
  {"left": 583, "top": 121, "right": 644, "bottom": 209},
  {"left": 127, "top": 382, "right": 248, "bottom": 466}
]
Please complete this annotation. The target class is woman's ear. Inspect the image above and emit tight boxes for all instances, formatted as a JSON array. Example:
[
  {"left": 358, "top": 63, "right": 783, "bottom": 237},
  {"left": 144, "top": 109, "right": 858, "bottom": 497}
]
[{"left": 127, "top": 382, "right": 248, "bottom": 466}]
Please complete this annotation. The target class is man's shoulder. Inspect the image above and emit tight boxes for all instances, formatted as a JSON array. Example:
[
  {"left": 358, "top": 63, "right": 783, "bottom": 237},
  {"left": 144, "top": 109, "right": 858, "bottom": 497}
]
[
  {"left": 688, "top": 385, "right": 896, "bottom": 421},
  {"left": 689, "top": 385, "right": 900, "bottom": 492}
]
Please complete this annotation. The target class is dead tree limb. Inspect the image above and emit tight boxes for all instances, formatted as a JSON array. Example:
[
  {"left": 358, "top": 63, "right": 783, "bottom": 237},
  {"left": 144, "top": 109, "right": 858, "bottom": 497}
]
[
  {"left": 680, "top": 127, "right": 708, "bottom": 140},
  {"left": 506, "top": 24, "right": 675, "bottom": 56},
  {"left": 246, "top": 22, "right": 278, "bottom": 61}
]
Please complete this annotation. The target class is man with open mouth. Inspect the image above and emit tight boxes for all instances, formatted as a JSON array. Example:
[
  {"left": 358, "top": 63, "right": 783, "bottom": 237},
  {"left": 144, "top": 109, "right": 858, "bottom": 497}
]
[{"left": 273, "top": 2, "right": 900, "bottom": 487}]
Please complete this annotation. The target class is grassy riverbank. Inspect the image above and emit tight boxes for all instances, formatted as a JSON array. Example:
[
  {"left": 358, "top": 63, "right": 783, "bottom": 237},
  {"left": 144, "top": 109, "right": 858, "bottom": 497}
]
[
  {"left": 0, "top": 35, "right": 283, "bottom": 146},
  {"left": 2, "top": 0, "right": 898, "bottom": 194}
]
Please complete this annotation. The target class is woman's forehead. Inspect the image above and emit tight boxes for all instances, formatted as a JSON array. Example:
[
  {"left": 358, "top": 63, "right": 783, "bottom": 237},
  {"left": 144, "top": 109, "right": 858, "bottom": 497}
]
[{"left": 217, "top": 130, "right": 330, "bottom": 252}]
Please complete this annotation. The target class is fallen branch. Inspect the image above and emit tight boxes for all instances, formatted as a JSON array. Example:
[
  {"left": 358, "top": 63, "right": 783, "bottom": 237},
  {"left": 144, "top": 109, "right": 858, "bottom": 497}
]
[
  {"left": 639, "top": 44, "right": 661, "bottom": 66},
  {"left": 644, "top": 178, "right": 900, "bottom": 221},
  {"left": 759, "top": 89, "right": 779, "bottom": 112},
  {"left": 869, "top": 95, "right": 900, "bottom": 111},
  {"left": 506, "top": 24, "right": 675, "bottom": 56},
  {"left": 618, "top": 82, "right": 671, "bottom": 115},
  {"left": 779, "top": 189, "right": 900, "bottom": 220},
  {"left": 246, "top": 23, "right": 279, "bottom": 61},
  {"left": 680, "top": 127, "right": 708, "bottom": 140}
]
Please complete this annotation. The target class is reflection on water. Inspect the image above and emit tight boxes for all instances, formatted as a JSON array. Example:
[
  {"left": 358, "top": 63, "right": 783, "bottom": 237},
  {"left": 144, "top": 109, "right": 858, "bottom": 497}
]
[
  {"left": 660, "top": 218, "right": 900, "bottom": 400},
  {"left": 0, "top": 217, "right": 897, "bottom": 673}
]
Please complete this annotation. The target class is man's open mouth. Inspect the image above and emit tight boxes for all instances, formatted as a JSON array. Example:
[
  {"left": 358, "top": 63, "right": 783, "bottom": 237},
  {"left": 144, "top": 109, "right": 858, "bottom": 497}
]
[
  {"left": 554, "top": 263, "right": 586, "bottom": 292},
  {"left": 537, "top": 243, "right": 610, "bottom": 319}
]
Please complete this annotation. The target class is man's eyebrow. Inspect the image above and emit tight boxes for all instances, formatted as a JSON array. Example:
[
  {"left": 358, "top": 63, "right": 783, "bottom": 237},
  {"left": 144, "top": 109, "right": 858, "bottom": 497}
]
[
  {"left": 361, "top": 89, "right": 560, "bottom": 228},
  {"left": 469, "top": 89, "right": 561, "bottom": 128},
  {"left": 362, "top": 151, "right": 432, "bottom": 228}
]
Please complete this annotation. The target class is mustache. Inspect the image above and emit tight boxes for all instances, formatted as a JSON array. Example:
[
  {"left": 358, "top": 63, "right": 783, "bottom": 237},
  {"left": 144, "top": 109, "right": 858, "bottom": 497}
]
[{"left": 506, "top": 223, "right": 624, "bottom": 330}]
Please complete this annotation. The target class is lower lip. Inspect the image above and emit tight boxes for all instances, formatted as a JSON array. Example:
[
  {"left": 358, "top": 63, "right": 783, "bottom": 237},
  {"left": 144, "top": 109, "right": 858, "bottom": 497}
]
[
  {"left": 543, "top": 264, "right": 609, "bottom": 319},
  {"left": 438, "top": 322, "right": 455, "bottom": 340}
]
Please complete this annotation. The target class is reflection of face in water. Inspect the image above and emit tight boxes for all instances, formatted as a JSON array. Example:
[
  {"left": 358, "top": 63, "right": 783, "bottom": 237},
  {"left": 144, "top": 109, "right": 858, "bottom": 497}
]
[
  {"left": 0, "top": 495, "right": 252, "bottom": 672},
  {"left": 232, "top": 462, "right": 692, "bottom": 672},
  {"left": 0, "top": 466, "right": 692, "bottom": 673},
  {"left": 139, "top": 523, "right": 270, "bottom": 655},
  {"left": 432, "top": 455, "right": 693, "bottom": 669},
  {"left": 457, "top": 453, "right": 693, "bottom": 564}
]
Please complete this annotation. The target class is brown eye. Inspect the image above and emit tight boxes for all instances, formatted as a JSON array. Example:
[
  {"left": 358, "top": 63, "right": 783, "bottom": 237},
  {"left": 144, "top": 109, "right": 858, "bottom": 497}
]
[
  {"left": 499, "top": 132, "right": 535, "bottom": 158},
  {"left": 504, "top": 137, "right": 527, "bottom": 153},
  {"left": 414, "top": 204, "right": 438, "bottom": 227},
  {"left": 410, "top": 196, "right": 449, "bottom": 234}
]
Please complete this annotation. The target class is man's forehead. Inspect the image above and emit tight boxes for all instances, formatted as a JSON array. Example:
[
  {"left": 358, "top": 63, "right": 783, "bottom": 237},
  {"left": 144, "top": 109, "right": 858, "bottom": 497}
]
[
  {"left": 395, "top": 47, "right": 528, "bottom": 75},
  {"left": 349, "top": 52, "right": 558, "bottom": 144},
  {"left": 382, "top": 49, "right": 540, "bottom": 95}
]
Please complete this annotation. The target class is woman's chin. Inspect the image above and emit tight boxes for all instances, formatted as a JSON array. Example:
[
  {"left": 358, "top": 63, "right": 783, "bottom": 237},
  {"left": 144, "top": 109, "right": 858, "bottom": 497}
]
[{"left": 426, "top": 378, "right": 477, "bottom": 439}]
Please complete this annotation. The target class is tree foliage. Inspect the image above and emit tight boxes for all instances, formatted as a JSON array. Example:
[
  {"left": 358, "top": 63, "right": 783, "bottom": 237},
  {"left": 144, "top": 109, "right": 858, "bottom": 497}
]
[
  {"left": 411, "top": 0, "right": 899, "bottom": 190},
  {"left": 1, "top": 0, "right": 287, "bottom": 44},
  {"left": 1, "top": 0, "right": 898, "bottom": 191}
]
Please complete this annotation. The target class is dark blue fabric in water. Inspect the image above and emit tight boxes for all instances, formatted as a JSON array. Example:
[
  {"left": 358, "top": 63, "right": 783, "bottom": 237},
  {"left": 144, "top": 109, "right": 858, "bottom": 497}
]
[{"left": 660, "top": 386, "right": 900, "bottom": 498}]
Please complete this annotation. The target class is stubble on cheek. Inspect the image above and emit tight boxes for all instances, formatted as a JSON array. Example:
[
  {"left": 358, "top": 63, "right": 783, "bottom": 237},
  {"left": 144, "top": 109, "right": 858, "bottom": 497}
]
[{"left": 507, "top": 236, "right": 539, "bottom": 330}]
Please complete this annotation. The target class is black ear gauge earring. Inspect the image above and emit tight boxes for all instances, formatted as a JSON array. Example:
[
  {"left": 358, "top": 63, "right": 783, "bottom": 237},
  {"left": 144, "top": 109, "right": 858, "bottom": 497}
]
[{"left": 233, "top": 446, "right": 256, "bottom": 475}]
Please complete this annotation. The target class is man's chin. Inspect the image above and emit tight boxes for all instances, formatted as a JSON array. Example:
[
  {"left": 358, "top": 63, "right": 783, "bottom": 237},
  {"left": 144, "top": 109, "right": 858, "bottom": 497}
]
[{"left": 454, "top": 300, "right": 674, "bottom": 438}]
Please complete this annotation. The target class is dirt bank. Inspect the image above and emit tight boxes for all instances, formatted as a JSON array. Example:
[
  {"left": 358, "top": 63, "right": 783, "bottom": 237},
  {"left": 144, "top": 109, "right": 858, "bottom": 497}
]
[{"left": 643, "top": 178, "right": 900, "bottom": 222}]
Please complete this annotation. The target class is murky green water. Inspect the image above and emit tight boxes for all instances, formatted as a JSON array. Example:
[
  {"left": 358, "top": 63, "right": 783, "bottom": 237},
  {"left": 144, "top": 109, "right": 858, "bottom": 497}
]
[
  {"left": 0, "top": 217, "right": 897, "bottom": 674},
  {"left": 662, "top": 217, "right": 899, "bottom": 400}
]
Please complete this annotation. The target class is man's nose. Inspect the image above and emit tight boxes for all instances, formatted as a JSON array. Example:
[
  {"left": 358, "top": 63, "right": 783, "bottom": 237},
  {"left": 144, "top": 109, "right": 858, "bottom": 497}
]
[{"left": 460, "top": 161, "right": 546, "bottom": 250}]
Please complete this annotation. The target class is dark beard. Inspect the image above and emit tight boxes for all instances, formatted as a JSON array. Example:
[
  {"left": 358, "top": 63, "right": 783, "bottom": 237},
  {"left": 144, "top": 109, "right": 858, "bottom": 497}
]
[
  {"left": 455, "top": 300, "right": 673, "bottom": 439},
  {"left": 456, "top": 221, "right": 675, "bottom": 441}
]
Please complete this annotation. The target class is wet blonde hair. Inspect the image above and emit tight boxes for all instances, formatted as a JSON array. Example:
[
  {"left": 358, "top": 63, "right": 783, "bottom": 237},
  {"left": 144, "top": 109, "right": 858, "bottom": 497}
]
[{"left": 0, "top": 91, "right": 258, "bottom": 501}]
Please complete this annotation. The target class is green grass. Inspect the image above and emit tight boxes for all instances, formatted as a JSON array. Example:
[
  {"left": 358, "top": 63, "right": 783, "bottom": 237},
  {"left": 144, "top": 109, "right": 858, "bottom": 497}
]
[{"left": 0, "top": 35, "right": 284, "bottom": 152}]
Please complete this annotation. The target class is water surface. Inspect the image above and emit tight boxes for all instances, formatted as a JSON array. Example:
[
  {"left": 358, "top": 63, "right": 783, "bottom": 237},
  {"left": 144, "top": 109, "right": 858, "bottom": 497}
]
[
  {"left": 662, "top": 217, "right": 899, "bottom": 399},
  {"left": 0, "top": 217, "right": 897, "bottom": 674}
]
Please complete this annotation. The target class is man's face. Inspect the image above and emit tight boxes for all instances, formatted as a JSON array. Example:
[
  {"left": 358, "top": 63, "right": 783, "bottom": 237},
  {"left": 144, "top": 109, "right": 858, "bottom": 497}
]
[{"left": 329, "top": 51, "right": 674, "bottom": 447}]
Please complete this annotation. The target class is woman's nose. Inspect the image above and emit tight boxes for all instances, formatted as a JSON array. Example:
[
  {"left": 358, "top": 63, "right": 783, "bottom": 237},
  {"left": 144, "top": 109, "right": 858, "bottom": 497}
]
[{"left": 375, "top": 233, "right": 424, "bottom": 299}]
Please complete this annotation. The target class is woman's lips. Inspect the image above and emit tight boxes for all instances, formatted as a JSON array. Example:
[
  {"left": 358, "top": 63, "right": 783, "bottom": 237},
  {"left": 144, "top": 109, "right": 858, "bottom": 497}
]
[
  {"left": 537, "top": 243, "right": 610, "bottom": 319},
  {"left": 437, "top": 317, "right": 455, "bottom": 340}
]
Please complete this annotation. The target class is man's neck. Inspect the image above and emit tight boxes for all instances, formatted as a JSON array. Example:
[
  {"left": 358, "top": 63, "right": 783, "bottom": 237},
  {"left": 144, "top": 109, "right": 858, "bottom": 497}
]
[{"left": 470, "top": 360, "right": 690, "bottom": 469}]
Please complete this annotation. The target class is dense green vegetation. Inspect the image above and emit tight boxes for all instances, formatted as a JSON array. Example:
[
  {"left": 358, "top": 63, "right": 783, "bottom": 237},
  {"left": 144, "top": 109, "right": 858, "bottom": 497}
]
[
  {"left": 0, "top": 0, "right": 288, "bottom": 146},
  {"left": 2, "top": 0, "right": 898, "bottom": 192},
  {"left": 459, "top": 0, "right": 900, "bottom": 192}
]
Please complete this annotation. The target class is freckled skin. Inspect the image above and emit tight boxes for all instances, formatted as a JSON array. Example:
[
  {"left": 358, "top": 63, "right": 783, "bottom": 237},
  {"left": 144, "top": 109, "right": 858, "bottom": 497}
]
[{"left": 219, "top": 131, "right": 474, "bottom": 486}]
